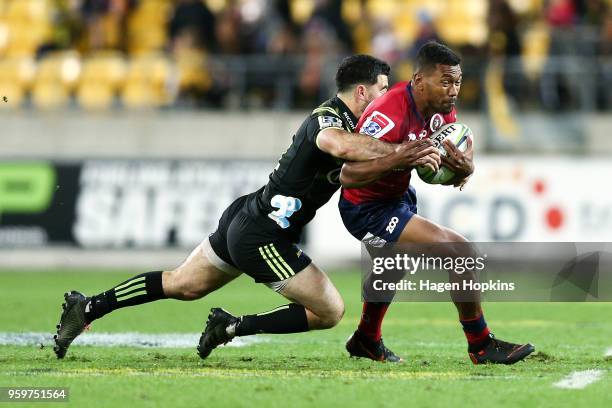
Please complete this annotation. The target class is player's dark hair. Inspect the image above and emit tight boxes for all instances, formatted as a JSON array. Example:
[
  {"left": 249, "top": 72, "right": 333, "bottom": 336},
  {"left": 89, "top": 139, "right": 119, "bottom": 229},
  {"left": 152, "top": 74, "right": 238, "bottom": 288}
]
[
  {"left": 335, "top": 55, "right": 391, "bottom": 92},
  {"left": 415, "top": 41, "right": 461, "bottom": 72}
]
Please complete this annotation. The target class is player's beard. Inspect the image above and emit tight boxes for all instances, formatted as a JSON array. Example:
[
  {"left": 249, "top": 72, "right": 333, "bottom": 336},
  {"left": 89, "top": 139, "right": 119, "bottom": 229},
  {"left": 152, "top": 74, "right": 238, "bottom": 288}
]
[{"left": 440, "top": 101, "right": 455, "bottom": 114}]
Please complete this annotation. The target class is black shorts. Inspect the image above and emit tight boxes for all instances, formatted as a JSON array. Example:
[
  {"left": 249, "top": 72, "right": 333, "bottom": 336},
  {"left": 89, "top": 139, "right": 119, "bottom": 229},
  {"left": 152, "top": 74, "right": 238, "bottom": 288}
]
[{"left": 209, "top": 195, "right": 312, "bottom": 283}]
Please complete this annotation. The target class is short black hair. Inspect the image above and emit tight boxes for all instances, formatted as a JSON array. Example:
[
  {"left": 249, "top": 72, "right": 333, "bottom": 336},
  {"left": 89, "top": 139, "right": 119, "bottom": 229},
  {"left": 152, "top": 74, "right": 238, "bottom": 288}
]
[
  {"left": 335, "top": 55, "right": 390, "bottom": 92},
  {"left": 415, "top": 41, "right": 461, "bottom": 73}
]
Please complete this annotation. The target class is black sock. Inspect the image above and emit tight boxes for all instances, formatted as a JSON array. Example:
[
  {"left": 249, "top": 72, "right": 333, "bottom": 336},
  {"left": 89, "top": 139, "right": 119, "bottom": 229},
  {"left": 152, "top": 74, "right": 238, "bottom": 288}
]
[
  {"left": 234, "top": 304, "right": 309, "bottom": 336},
  {"left": 84, "top": 271, "right": 167, "bottom": 323}
]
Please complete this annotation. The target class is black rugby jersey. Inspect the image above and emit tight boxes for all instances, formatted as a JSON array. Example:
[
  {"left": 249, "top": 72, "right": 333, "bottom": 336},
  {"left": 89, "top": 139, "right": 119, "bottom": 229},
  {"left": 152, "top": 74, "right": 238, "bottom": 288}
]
[{"left": 246, "top": 96, "right": 357, "bottom": 235}]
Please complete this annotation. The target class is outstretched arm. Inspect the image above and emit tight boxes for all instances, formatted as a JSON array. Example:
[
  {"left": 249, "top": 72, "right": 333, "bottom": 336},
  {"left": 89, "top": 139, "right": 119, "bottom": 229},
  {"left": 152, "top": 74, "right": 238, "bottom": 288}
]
[
  {"left": 340, "top": 140, "right": 441, "bottom": 188},
  {"left": 316, "top": 127, "right": 396, "bottom": 161}
]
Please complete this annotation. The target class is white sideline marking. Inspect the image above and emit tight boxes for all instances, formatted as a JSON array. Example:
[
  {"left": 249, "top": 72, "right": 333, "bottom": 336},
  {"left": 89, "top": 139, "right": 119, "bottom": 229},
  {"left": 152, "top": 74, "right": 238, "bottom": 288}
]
[
  {"left": 0, "top": 332, "right": 263, "bottom": 349},
  {"left": 553, "top": 370, "right": 604, "bottom": 389}
]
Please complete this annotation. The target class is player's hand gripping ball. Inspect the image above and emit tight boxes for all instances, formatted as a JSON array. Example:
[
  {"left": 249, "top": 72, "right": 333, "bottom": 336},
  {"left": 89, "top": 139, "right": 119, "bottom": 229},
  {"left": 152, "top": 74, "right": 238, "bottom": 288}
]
[{"left": 417, "top": 122, "right": 472, "bottom": 184}]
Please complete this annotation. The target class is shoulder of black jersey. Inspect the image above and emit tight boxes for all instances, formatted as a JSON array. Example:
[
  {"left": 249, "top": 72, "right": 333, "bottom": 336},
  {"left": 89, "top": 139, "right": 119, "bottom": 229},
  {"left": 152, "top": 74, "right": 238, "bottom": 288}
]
[
  {"left": 310, "top": 96, "right": 358, "bottom": 133},
  {"left": 311, "top": 98, "right": 342, "bottom": 119}
]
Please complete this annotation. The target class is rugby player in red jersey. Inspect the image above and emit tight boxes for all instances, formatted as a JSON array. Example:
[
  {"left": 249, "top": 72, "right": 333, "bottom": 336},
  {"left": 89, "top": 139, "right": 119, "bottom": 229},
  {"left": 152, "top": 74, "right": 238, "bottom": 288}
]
[{"left": 339, "top": 42, "right": 535, "bottom": 364}]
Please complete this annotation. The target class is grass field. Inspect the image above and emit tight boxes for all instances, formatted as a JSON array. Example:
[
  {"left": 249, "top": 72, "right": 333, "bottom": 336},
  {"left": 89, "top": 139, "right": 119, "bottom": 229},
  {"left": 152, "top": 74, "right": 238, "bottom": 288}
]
[{"left": 1, "top": 270, "right": 611, "bottom": 408}]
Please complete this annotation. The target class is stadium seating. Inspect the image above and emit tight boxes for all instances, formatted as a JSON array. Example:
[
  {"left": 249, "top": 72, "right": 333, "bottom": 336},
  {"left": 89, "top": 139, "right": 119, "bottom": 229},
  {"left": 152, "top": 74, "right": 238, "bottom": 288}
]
[
  {"left": 3, "top": 0, "right": 52, "bottom": 57},
  {"left": 0, "top": 0, "right": 606, "bottom": 110},
  {"left": 31, "top": 51, "right": 80, "bottom": 110},
  {"left": 77, "top": 52, "right": 127, "bottom": 110},
  {"left": 121, "top": 53, "right": 172, "bottom": 109},
  {"left": 127, "top": 0, "right": 171, "bottom": 55},
  {"left": 0, "top": 56, "right": 35, "bottom": 108}
]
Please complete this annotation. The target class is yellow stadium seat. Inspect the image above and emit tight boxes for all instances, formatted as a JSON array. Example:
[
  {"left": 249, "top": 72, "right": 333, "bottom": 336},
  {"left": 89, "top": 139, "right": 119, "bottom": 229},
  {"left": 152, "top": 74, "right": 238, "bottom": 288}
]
[
  {"left": 522, "top": 22, "right": 550, "bottom": 79},
  {"left": 5, "top": 20, "right": 51, "bottom": 57},
  {"left": 31, "top": 51, "right": 81, "bottom": 109},
  {"left": 341, "top": 0, "right": 362, "bottom": 25},
  {"left": 127, "top": 0, "right": 170, "bottom": 55},
  {"left": 411, "top": 0, "right": 487, "bottom": 46},
  {"left": 3, "top": 0, "right": 52, "bottom": 57},
  {"left": 121, "top": 54, "right": 172, "bottom": 109},
  {"left": 289, "top": 0, "right": 315, "bottom": 25},
  {"left": 508, "top": 0, "right": 545, "bottom": 14},
  {"left": 0, "top": 0, "right": 9, "bottom": 17},
  {"left": 6, "top": 0, "right": 38, "bottom": 20},
  {"left": 31, "top": 82, "right": 69, "bottom": 109},
  {"left": 394, "top": 60, "right": 414, "bottom": 82},
  {"left": 0, "top": 18, "right": 9, "bottom": 56},
  {"left": 77, "top": 52, "right": 126, "bottom": 110},
  {"left": 352, "top": 22, "right": 372, "bottom": 54},
  {"left": 175, "top": 49, "right": 211, "bottom": 94},
  {"left": 205, "top": 0, "right": 227, "bottom": 14},
  {"left": 392, "top": 11, "right": 418, "bottom": 47},
  {"left": 0, "top": 57, "right": 35, "bottom": 108},
  {"left": 366, "top": 0, "right": 398, "bottom": 21},
  {"left": 77, "top": 82, "right": 114, "bottom": 110}
]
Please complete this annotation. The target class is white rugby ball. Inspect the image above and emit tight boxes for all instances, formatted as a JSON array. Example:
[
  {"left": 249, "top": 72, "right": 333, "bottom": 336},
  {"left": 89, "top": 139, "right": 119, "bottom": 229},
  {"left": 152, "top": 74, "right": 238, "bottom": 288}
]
[{"left": 416, "top": 122, "right": 472, "bottom": 184}]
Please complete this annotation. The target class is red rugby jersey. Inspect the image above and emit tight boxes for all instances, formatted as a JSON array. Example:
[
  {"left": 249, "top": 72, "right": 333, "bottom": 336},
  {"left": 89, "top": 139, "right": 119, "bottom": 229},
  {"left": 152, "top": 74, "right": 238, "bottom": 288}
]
[{"left": 342, "top": 81, "right": 457, "bottom": 204}]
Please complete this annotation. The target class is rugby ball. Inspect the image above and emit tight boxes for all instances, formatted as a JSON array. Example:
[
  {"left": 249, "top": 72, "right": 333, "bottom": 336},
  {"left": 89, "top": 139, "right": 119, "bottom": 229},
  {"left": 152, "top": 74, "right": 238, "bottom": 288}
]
[{"left": 417, "top": 122, "right": 472, "bottom": 184}]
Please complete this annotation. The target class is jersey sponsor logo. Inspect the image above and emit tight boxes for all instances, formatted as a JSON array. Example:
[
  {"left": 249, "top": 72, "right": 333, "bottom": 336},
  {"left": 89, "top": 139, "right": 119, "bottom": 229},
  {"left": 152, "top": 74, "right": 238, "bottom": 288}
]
[
  {"left": 342, "top": 111, "right": 356, "bottom": 131},
  {"left": 318, "top": 115, "right": 343, "bottom": 131},
  {"left": 385, "top": 216, "right": 399, "bottom": 234},
  {"left": 419, "top": 129, "right": 428, "bottom": 139},
  {"left": 430, "top": 113, "right": 445, "bottom": 132},
  {"left": 360, "top": 111, "right": 395, "bottom": 139}
]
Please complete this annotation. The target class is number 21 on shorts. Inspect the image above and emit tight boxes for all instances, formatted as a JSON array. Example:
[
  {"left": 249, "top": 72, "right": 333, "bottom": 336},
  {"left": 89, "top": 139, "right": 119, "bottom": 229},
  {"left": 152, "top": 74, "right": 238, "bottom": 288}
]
[{"left": 268, "top": 195, "right": 302, "bottom": 229}]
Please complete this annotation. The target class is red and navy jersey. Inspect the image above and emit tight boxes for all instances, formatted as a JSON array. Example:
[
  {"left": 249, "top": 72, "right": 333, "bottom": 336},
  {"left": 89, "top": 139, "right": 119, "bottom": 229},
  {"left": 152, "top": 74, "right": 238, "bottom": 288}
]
[{"left": 342, "top": 81, "right": 457, "bottom": 204}]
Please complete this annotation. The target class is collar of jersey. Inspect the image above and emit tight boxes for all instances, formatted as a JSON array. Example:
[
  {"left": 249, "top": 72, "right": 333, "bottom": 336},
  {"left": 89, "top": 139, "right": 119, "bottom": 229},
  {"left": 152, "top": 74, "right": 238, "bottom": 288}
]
[
  {"left": 333, "top": 96, "right": 358, "bottom": 132},
  {"left": 406, "top": 83, "right": 427, "bottom": 128}
]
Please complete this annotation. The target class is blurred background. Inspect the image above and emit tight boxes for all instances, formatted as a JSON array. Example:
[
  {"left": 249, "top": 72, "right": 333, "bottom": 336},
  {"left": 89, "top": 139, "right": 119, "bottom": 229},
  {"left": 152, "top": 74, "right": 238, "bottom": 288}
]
[{"left": 1, "top": 0, "right": 612, "bottom": 269}]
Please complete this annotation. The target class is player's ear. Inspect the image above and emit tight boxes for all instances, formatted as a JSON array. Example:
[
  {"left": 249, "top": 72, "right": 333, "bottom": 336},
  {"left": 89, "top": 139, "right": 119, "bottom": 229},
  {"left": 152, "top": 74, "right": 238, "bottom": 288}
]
[
  {"left": 355, "top": 84, "right": 367, "bottom": 101},
  {"left": 413, "top": 73, "right": 424, "bottom": 92}
]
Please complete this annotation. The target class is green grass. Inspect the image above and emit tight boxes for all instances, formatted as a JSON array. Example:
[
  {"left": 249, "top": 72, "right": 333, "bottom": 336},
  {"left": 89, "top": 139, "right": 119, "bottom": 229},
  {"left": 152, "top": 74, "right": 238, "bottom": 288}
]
[{"left": 1, "top": 270, "right": 611, "bottom": 408}]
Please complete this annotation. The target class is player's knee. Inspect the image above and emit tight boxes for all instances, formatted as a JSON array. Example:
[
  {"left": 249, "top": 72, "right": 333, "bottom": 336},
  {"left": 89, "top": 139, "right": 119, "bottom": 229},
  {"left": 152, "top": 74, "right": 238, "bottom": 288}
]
[{"left": 318, "top": 298, "right": 345, "bottom": 329}]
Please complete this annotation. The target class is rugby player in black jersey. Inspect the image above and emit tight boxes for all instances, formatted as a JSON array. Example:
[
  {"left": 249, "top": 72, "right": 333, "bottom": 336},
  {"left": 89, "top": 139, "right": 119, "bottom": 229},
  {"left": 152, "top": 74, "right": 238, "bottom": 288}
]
[{"left": 53, "top": 55, "right": 442, "bottom": 360}]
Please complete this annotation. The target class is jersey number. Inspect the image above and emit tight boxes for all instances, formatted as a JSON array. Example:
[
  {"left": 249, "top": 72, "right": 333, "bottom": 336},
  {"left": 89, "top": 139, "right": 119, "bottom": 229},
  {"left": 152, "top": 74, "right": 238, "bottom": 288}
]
[{"left": 268, "top": 195, "right": 302, "bottom": 229}]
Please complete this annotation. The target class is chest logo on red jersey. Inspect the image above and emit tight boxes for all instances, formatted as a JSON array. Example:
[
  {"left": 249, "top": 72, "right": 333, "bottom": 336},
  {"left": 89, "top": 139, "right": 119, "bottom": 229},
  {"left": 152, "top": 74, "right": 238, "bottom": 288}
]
[
  {"left": 430, "top": 113, "right": 445, "bottom": 132},
  {"left": 360, "top": 111, "right": 395, "bottom": 139}
]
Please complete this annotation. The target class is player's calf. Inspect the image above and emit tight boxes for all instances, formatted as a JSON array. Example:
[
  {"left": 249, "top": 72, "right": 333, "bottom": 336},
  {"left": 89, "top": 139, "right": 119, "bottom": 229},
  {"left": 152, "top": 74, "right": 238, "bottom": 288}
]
[
  {"left": 279, "top": 263, "right": 345, "bottom": 330},
  {"left": 197, "top": 303, "right": 310, "bottom": 359},
  {"left": 162, "top": 266, "right": 227, "bottom": 301},
  {"left": 198, "top": 296, "right": 343, "bottom": 361},
  {"left": 197, "top": 264, "right": 345, "bottom": 359},
  {"left": 163, "top": 240, "right": 241, "bottom": 300},
  {"left": 197, "top": 299, "right": 343, "bottom": 361}
]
